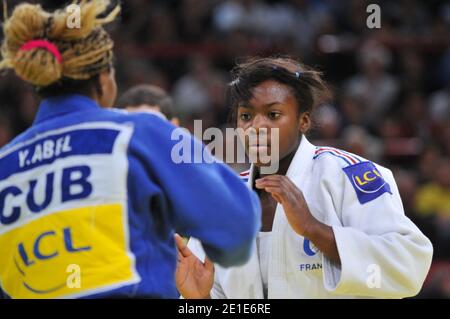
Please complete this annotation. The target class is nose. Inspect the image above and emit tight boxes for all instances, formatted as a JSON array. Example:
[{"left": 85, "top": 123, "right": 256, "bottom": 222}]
[
  {"left": 251, "top": 114, "right": 270, "bottom": 133},
  {"left": 248, "top": 115, "right": 272, "bottom": 146}
]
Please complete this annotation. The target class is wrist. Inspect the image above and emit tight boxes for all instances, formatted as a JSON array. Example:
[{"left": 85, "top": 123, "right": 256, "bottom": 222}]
[{"left": 303, "top": 216, "right": 319, "bottom": 239}]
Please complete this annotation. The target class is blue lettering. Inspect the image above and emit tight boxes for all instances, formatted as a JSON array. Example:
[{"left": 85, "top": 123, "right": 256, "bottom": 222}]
[
  {"left": 64, "top": 227, "right": 91, "bottom": 252},
  {"left": 0, "top": 186, "right": 22, "bottom": 225},
  {"left": 33, "top": 231, "right": 58, "bottom": 260},
  {"left": 0, "top": 165, "right": 93, "bottom": 226},
  {"left": 17, "top": 228, "right": 91, "bottom": 268},
  {"left": 18, "top": 243, "right": 35, "bottom": 267},
  {"left": 61, "top": 166, "right": 92, "bottom": 202},
  {"left": 299, "top": 263, "right": 323, "bottom": 271},
  {"left": 26, "top": 173, "right": 54, "bottom": 213},
  {"left": 303, "top": 238, "right": 317, "bottom": 256}
]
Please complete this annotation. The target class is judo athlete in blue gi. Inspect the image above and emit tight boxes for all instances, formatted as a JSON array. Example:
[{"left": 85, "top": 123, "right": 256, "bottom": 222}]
[{"left": 0, "top": 1, "right": 260, "bottom": 299}]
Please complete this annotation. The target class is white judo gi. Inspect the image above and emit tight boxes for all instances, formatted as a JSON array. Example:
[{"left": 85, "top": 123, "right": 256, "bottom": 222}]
[{"left": 188, "top": 136, "right": 433, "bottom": 299}]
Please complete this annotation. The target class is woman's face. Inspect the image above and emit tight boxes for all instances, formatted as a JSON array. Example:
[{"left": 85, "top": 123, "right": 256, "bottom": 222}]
[
  {"left": 98, "top": 67, "right": 118, "bottom": 108},
  {"left": 236, "top": 80, "right": 310, "bottom": 167}
]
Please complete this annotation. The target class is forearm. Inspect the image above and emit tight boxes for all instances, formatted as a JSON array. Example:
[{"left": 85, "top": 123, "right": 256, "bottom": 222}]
[{"left": 304, "top": 220, "right": 341, "bottom": 265}]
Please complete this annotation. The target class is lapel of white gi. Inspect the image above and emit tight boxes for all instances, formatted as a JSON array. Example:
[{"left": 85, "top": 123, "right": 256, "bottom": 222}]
[
  {"left": 244, "top": 136, "right": 317, "bottom": 298},
  {"left": 268, "top": 135, "right": 316, "bottom": 298}
]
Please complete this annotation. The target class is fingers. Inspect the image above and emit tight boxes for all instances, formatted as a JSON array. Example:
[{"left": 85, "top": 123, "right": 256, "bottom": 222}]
[
  {"left": 264, "top": 187, "right": 284, "bottom": 203},
  {"left": 255, "top": 174, "right": 283, "bottom": 182},
  {"left": 175, "top": 233, "right": 192, "bottom": 258},
  {"left": 256, "top": 174, "right": 294, "bottom": 187},
  {"left": 255, "top": 175, "right": 283, "bottom": 190},
  {"left": 255, "top": 180, "right": 282, "bottom": 191},
  {"left": 255, "top": 181, "right": 283, "bottom": 190},
  {"left": 256, "top": 175, "right": 299, "bottom": 193},
  {"left": 256, "top": 175, "right": 302, "bottom": 204},
  {"left": 255, "top": 177, "right": 285, "bottom": 202},
  {"left": 204, "top": 255, "right": 214, "bottom": 272}
]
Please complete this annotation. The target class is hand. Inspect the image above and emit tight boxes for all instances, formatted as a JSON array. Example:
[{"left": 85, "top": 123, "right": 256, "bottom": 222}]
[
  {"left": 175, "top": 234, "right": 214, "bottom": 299},
  {"left": 255, "top": 175, "right": 317, "bottom": 237}
]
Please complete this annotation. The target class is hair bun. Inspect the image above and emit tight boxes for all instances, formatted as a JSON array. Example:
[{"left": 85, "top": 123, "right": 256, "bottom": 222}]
[
  {"left": 13, "top": 46, "right": 63, "bottom": 86},
  {"left": 1, "top": 1, "right": 120, "bottom": 87}
]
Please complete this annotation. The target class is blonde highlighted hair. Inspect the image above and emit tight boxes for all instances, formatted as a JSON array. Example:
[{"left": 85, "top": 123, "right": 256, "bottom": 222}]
[{"left": 0, "top": 0, "right": 120, "bottom": 87}]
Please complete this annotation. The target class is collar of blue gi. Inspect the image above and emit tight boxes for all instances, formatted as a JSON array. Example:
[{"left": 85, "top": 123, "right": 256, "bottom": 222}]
[{"left": 33, "top": 94, "right": 101, "bottom": 125}]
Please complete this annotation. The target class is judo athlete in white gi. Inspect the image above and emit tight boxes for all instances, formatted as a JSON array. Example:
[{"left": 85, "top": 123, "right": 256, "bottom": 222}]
[{"left": 176, "top": 57, "right": 433, "bottom": 299}]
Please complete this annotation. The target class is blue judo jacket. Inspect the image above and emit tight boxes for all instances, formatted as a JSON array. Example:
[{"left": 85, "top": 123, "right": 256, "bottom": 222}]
[{"left": 0, "top": 94, "right": 261, "bottom": 299}]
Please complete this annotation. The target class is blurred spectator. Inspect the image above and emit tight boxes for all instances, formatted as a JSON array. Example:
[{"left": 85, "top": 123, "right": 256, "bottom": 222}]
[
  {"left": 312, "top": 104, "right": 341, "bottom": 147},
  {"left": 117, "top": 59, "right": 169, "bottom": 90},
  {"left": 344, "top": 40, "right": 399, "bottom": 126},
  {"left": 172, "top": 54, "right": 227, "bottom": 128},
  {"left": 397, "top": 92, "right": 430, "bottom": 139},
  {"left": 177, "top": 0, "right": 214, "bottom": 42},
  {"left": 399, "top": 50, "right": 426, "bottom": 92},
  {"left": 391, "top": 0, "right": 431, "bottom": 35},
  {"left": 416, "top": 157, "right": 450, "bottom": 219},
  {"left": 442, "top": 119, "right": 450, "bottom": 156},
  {"left": 341, "top": 125, "right": 383, "bottom": 162},
  {"left": 418, "top": 146, "right": 443, "bottom": 184},
  {"left": 428, "top": 81, "right": 450, "bottom": 154},
  {"left": 213, "top": 0, "right": 270, "bottom": 34},
  {"left": 415, "top": 157, "right": 450, "bottom": 259},
  {"left": 339, "top": 94, "right": 367, "bottom": 127},
  {"left": 395, "top": 169, "right": 420, "bottom": 218},
  {"left": 117, "top": 84, "right": 180, "bottom": 126}
]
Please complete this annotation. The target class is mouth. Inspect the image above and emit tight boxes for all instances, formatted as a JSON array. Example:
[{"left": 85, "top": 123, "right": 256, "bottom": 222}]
[
  {"left": 248, "top": 140, "right": 271, "bottom": 148},
  {"left": 245, "top": 134, "right": 272, "bottom": 154},
  {"left": 249, "top": 144, "right": 270, "bottom": 149},
  {"left": 249, "top": 143, "right": 270, "bottom": 146},
  {"left": 248, "top": 144, "right": 271, "bottom": 158}
]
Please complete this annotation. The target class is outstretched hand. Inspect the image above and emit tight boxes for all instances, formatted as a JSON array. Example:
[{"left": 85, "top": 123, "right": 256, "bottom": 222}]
[{"left": 175, "top": 234, "right": 214, "bottom": 299}]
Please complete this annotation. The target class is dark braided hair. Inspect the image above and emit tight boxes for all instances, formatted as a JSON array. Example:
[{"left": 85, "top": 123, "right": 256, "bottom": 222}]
[{"left": 0, "top": 1, "right": 120, "bottom": 97}]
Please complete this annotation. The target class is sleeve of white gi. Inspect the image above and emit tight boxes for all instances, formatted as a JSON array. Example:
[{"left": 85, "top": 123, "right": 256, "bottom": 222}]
[{"left": 314, "top": 157, "right": 433, "bottom": 298}]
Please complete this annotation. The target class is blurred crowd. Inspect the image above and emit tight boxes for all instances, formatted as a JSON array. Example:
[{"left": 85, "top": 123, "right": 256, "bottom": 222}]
[{"left": 1, "top": 0, "right": 449, "bottom": 298}]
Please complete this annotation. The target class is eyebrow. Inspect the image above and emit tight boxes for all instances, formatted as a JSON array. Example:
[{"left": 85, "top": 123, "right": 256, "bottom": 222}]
[{"left": 238, "top": 102, "right": 282, "bottom": 109}]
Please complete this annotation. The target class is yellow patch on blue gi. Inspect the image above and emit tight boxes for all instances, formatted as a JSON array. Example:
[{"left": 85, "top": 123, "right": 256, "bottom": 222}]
[{"left": 0, "top": 203, "right": 136, "bottom": 299}]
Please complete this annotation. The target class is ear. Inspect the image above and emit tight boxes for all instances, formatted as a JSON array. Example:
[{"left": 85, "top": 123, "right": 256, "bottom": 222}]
[
  {"left": 171, "top": 117, "right": 180, "bottom": 127},
  {"left": 299, "top": 112, "right": 311, "bottom": 134},
  {"left": 97, "top": 69, "right": 117, "bottom": 108},
  {"left": 98, "top": 71, "right": 110, "bottom": 96},
  {"left": 91, "top": 72, "right": 108, "bottom": 99}
]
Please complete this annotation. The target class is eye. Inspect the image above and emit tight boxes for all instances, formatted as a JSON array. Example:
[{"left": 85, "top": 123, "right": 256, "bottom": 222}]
[
  {"left": 239, "top": 113, "right": 252, "bottom": 121},
  {"left": 268, "top": 111, "right": 281, "bottom": 120}
]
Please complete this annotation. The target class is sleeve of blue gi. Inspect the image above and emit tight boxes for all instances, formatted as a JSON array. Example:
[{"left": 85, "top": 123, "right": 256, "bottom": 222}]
[{"left": 129, "top": 114, "right": 261, "bottom": 267}]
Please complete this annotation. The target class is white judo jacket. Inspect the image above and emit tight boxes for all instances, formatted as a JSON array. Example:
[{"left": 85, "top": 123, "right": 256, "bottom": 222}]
[{"left": 188, "top": 136, "right": 433, "bottom": 299}]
